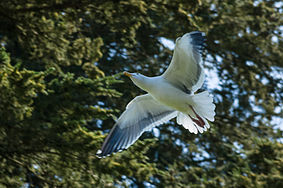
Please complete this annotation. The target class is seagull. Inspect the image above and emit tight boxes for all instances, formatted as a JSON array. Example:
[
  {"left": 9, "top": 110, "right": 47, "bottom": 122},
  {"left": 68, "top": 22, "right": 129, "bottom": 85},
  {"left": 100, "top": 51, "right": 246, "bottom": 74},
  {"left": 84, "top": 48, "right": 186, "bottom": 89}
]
[{"left": 97, "top": 31, "right": 216, "bottom": 157}]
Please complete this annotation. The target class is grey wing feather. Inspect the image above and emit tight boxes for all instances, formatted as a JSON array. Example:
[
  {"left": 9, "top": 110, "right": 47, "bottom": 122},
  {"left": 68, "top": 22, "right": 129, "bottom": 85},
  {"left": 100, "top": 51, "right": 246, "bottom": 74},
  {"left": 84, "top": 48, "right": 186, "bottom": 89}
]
[
  {"left": 162, "top": 31, "right": 206, "bottom": 93},
  {"left": 97, "top": 94, "right": 177, "bottom": 157}
]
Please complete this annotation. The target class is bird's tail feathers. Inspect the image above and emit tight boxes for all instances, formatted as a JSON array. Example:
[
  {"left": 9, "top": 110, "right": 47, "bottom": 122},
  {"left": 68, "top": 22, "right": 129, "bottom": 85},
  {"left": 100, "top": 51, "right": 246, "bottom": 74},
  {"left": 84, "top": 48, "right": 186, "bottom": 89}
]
[
  {"left": 191, "top": 91, "right": 215, "bottom": 122},
  {"left": 176, "top": 91, "right": 215, "bottom": 134},
  {"left": 177, "top": 112, "right": 206, "bottom": 134}
]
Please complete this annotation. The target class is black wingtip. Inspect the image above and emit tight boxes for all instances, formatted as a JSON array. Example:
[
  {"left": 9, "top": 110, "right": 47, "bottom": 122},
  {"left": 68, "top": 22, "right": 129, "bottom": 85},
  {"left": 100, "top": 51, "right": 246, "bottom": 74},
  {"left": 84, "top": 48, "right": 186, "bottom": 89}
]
[
  {"left": 189, "top": 31, "right": 206, "bottom": 52},
  {"left": 96, "top": 124, "right": 129, "bottom": 158},
  {"left": 189, "top": 31, "right": 205, "bottom": 44},
  {"left": 96, "top": 150, "right": 103, "bottom": 158},
  {"left": 189, "top": 31, "right": 206, "bottom": 38}
]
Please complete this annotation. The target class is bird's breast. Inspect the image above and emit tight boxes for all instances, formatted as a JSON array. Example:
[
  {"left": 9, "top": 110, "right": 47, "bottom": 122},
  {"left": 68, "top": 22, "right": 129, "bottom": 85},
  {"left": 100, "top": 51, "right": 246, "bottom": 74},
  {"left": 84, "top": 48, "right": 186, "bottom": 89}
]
[{"left": 147, "top": 80, "right": 191, "bottom": 113}]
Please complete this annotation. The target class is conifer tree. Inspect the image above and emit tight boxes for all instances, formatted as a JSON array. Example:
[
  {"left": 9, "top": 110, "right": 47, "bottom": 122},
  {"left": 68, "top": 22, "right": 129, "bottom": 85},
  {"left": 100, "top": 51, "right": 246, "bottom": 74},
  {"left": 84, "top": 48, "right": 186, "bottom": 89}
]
[{"left": 0, "top": 0, "right": 282, "bottom": 187}]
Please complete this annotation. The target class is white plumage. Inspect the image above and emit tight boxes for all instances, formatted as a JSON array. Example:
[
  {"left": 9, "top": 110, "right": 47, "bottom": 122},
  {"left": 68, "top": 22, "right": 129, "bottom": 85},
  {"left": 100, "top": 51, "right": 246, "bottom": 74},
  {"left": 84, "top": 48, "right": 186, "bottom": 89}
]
[{"left": 97, "top": 31, "right": 216, "bottom": 157}]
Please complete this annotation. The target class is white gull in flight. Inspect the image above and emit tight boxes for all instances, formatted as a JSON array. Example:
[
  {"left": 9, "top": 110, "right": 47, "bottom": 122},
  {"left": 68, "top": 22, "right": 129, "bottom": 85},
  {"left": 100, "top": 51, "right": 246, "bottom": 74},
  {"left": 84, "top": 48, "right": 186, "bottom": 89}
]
[{"left": 97, "top": 31, "right": 216, "bottom": 157}]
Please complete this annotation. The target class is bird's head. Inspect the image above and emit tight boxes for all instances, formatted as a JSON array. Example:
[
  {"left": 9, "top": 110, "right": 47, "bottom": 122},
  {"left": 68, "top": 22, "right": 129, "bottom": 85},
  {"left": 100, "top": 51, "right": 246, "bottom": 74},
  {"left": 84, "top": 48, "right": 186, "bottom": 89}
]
[{"left": 123, "top": 71, "right": 149, "bottom": 91}]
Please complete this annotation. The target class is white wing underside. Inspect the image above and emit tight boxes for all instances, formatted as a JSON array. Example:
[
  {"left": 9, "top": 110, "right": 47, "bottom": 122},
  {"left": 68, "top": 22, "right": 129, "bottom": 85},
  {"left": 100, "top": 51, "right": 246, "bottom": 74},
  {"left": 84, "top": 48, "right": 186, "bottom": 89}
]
[
  {"left": 162, "top": 32, "right": 205, "bottom": 94},
  {"left": 97, "top": 94, "right": 177, "bottom": 157}
]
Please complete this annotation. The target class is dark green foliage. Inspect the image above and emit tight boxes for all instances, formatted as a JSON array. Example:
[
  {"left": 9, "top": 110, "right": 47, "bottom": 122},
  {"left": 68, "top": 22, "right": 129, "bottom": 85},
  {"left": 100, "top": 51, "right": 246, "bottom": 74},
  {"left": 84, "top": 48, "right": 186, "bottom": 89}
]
[{"left": 0, "top": 0, "right": 282, "bottom": 187}]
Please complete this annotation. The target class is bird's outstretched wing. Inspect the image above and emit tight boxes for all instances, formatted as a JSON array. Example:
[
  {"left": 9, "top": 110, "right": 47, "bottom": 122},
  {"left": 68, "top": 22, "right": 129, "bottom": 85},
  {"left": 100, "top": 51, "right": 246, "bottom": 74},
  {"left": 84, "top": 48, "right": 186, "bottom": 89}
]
[
  {"left": 97, "top": 94, "right": 177, "bottom": 157},
  {"left": 162, "top": 31, "right": 206, "bottom": 94}
]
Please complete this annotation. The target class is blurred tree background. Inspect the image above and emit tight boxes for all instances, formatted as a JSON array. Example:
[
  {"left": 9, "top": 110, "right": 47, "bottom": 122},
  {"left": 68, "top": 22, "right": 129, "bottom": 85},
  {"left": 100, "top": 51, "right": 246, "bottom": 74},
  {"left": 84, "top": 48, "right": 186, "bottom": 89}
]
[{"left": 0, "top": 0, "right": 282, "bottom": 187}]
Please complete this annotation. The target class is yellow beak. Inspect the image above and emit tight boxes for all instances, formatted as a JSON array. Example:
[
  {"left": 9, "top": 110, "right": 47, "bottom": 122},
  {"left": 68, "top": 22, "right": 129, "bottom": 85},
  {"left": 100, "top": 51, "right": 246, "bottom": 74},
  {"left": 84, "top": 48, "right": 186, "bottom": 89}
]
[{"left": 123, "top": 71, "right": 132, "bottom": 77}]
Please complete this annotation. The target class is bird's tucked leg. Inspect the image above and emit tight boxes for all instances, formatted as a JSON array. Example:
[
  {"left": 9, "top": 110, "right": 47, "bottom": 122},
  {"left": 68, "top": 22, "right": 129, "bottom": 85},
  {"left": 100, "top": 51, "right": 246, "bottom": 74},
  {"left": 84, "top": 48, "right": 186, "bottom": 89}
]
[{"left": 189, "top": 105, "right": 205, "bottom": 128}]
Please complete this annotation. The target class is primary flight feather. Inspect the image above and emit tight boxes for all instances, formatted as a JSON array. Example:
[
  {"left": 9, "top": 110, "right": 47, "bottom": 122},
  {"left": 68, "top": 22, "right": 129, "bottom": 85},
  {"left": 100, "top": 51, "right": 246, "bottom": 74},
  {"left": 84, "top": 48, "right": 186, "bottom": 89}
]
[{"left": 97, "top": 31, "right": 216, "bottom": 157}]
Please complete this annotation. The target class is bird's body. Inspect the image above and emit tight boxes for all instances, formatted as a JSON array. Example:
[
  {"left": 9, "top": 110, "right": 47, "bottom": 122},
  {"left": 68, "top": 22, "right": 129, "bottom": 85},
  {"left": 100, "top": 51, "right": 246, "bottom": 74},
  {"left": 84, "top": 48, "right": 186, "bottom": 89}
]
[
  {"left": 142, "top": 76, "right": 192, "bottom": 113},
  {"left": 97, "top": 31, "right": 216, "bottom": 157}
]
